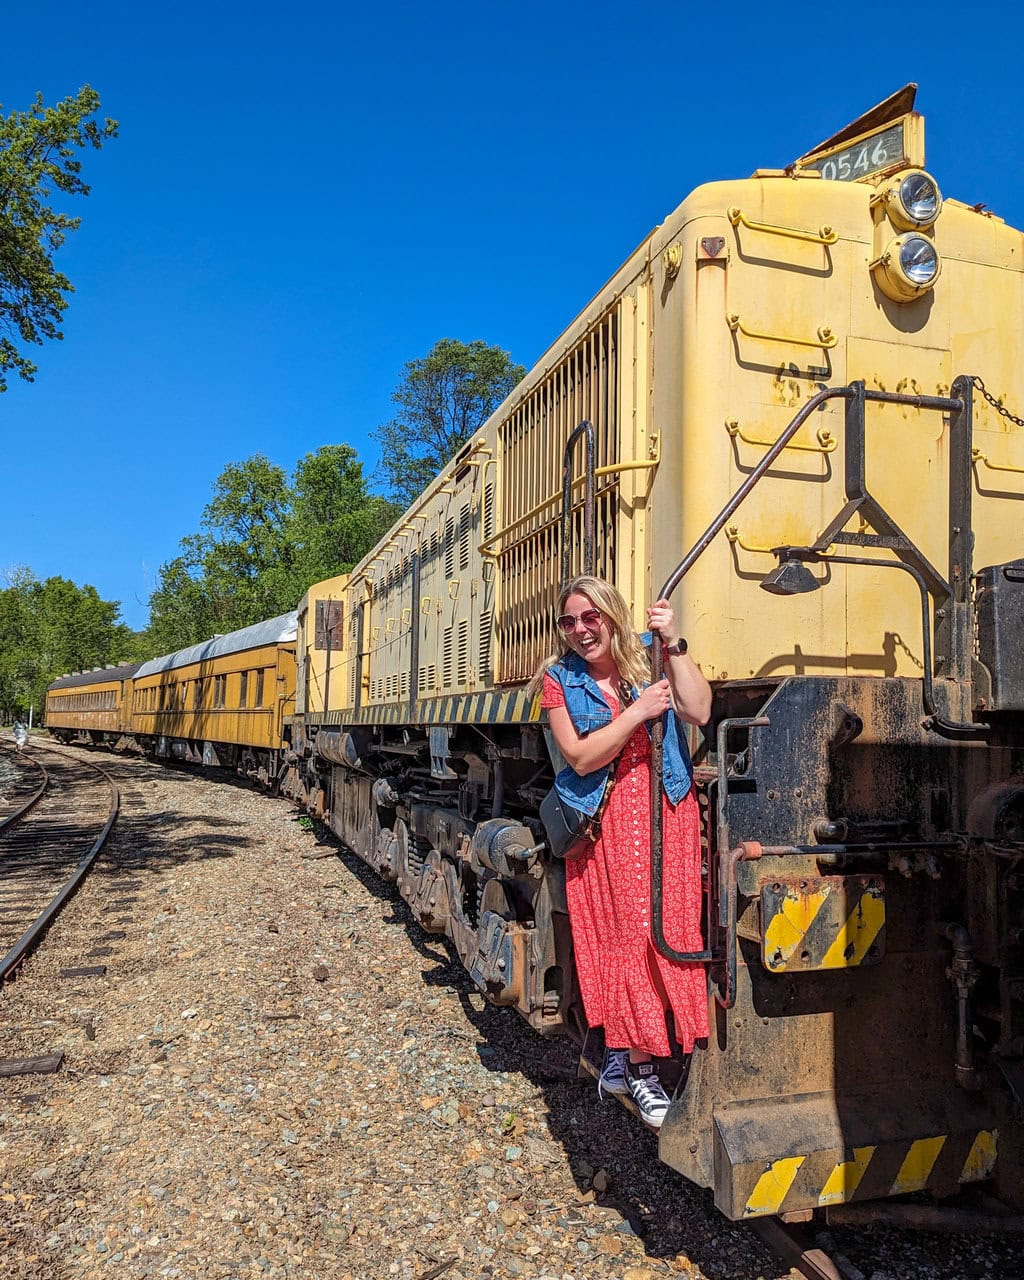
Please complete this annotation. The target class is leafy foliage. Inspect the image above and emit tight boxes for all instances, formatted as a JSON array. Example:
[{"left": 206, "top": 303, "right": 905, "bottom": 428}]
[
  {"left": 0, "top": 568, "right": 138, "bottom": 719},
  {"left": 289, "top": 444, "right": 399, "bottom": 586},
  {"left": 372, "top": 338, "right": 524, "bottom": 507},
  {"left": 0, "top": 86, "right": 118, "bottom": 391},
  {"left": 145, "top": 448, "right": 399, "bottom": 654}
]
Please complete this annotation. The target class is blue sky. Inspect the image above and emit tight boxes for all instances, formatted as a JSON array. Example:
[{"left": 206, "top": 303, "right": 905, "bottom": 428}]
[{"left": 1, "top": 1, "right": 1022, "bottom": 630}]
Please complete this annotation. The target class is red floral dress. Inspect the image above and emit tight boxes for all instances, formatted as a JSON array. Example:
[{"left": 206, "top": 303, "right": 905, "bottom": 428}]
[{"left": 542, "top": 674, "right": 710, "bottom": 1056}]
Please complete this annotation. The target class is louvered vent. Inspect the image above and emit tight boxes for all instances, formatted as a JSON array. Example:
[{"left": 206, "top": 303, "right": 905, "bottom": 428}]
[
  {"left": 483, "top": 483, "right": 495, "bottom": 540},
  {"left": 479, "top": 611, "right": 492, "bottom": 683},
  {"left": 442, "top": 626, "right": 454, "bottom": 687},
  {"left": 458, "top": 502, "right": 471, "bottom": 572},
  {"left": 444, "top": 517, "right": 456, "bottom": 578},
  {"left": 457, "top": 619, "right": 470, "bottom": 687},
  {"left": 418, "top": 664, "right": 437, "bottom": 692},
  {"left": 497, "top": 307, "right": 620, "bottom": 681}
]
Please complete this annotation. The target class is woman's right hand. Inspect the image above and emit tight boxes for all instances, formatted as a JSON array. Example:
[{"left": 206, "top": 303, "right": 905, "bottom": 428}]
[{"left": 632, "top": 677, "right": 672, "bottom": 721}]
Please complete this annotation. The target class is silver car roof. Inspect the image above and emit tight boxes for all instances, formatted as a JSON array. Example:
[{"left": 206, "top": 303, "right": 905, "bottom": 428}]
[
  {"left": 48, "top": 661, "right": 144, "bottom": 691},
  {"left": 134, "top": 611, "right": 298, "bottom": 677}
]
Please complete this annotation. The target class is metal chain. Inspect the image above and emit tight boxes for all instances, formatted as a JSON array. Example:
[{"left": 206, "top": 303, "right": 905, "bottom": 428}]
[{"left": 970, "top": 375, "right": 1024, "bottom": 430}]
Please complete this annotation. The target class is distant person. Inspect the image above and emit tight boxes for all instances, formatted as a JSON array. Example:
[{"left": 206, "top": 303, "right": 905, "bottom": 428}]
[
  {"left": 532, "top": 575, "right": 712, "bottom": 1128},
  {"left": 12, "top": 720, "right": 29, "bottom": 752}
]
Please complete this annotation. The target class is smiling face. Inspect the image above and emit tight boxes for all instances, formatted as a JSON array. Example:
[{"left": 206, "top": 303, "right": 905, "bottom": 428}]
[{"left": 558, "top": 591, "right": 613, "bottom": 668}]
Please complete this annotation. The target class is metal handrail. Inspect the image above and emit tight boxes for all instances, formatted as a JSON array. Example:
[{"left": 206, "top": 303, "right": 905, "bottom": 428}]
[
  {"left": 728, "top": 205, "right": 839, "bottom": 246},
  {"left": 478, "top": 432, "right": 660, "bottom": 561},
  {"left": 561, "top": 421, "right": 596, "bottom": 584},
  {"left": 647, "top": 379, "right": 975, "bottom": 981}
]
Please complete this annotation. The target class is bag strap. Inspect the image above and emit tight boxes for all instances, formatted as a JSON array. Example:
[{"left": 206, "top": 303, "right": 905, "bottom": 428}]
[{"left": 583, "top": 682, "right": 635, "bottom": 840}]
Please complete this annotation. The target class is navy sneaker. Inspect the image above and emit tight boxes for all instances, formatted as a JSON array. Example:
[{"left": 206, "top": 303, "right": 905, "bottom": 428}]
[
  {"left": 597, "top": 1047, "right": 630, "bottom": 1099},
  {"left": 626, "top": 1061, "right": 671, "bottom": 1127}
]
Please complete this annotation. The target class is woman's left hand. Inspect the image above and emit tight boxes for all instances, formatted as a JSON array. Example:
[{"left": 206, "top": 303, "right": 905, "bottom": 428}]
[
  {"left": 646, "top": 598, "right": 679, "bottom": 647},
  {"left": 646, "top": 596, "right": 712, "bottom": 726}
]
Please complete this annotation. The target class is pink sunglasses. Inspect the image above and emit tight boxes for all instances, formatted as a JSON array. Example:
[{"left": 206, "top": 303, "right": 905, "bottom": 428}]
[{"left": 556, "top": 608, "right": 604, "bottom": 633}]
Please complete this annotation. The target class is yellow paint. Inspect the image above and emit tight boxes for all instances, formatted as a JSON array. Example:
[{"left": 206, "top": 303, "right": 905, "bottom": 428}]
[
  {"left": 293, "top": 97, "right": 1024, "bottom": 703},
  {"left": 959, "top": 1130, "right": 998, "bottom": 1183},
  {"left": 763, "top": 885, "right": 831, "bottom": 965},
  {"left": 744, "top": 1156, "right": 805, "bottom": 1216},
  {"left": 820, "top": 889, "right": 886, "bottom": 969},
  {"left": 891, "top": 1136, "right": 946, "bottom": 1194},
  {"left": 818, "top": 1146, "right": 875, "bottom": 1206}
]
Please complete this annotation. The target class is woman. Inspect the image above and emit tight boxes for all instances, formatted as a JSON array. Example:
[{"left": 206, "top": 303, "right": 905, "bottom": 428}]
[{"left": 534, "top": 576, "right": 712, "bottom": 1127}]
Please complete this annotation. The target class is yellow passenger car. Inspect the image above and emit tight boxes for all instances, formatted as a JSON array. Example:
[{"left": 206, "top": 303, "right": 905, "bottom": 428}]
[
  {"left": 46, "top": 662, "right": 141, "bottom": 744},
  {"left": 132, "top": 613, "right": 297, "bottom": 784}
]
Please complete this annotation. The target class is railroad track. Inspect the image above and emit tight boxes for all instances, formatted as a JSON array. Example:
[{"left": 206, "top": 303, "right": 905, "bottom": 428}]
[{"left": 0, "top": 738, "right": 120, "bottom": 983}]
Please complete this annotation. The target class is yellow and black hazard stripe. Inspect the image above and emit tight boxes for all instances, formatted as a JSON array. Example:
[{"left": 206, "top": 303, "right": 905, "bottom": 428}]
[
  {"left": 737, "top": 1129, "right": 998, "bottom": 1219},
  {"left": 287, "top": 686, "right": 541, "bottom": 731},
  {"left": 760, "top": 875, "right": 885, "bottom": 972}
]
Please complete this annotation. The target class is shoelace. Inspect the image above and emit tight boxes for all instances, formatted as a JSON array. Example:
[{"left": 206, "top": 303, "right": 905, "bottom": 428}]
[
  {"left": 629, "top": 1074, "right": 670, "bottom": 1115},
  {"left": 597, "top": 1049, "right": 629, "bottom": 1100}
]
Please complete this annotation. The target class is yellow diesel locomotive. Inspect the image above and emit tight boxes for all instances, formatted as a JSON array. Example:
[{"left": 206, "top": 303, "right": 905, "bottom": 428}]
[
  {"left": 48, "top": 87, "right": 1024, "bottom": 1224},
  {"left": 282, "top": 87, "right": 1024, "bottom": 1221}
]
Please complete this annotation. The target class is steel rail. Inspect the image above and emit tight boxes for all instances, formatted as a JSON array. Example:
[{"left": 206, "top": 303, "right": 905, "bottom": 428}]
[
  {"left": 747, "top": 1217, "right": 844, "bottom": 1280},
  {"left": 0, "top": 743, "right": 120, "bottom": 983},
  {"left": 0, "top": 749, "right": 48, "bottom": 835}
]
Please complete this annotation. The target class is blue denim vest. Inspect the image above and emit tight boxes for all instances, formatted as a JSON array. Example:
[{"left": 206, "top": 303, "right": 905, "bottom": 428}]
[{"left": 545, "top": 633, "right": 694, "bottom": 816}]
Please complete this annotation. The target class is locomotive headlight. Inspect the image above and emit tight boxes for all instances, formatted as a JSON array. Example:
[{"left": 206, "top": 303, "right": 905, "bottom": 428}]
[
  {"left": 871, "top": 232, "right": 941, "bottom": 302},
  {"left": 880, "top": 169, "right": 943, "bottom": 230},
  {"left": 899, "top": 235, "right": 939, "bottom": 285}
]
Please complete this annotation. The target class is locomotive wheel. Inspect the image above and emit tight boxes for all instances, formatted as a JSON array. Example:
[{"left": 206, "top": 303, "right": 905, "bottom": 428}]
[{"left": 413, "top": 849, "right": 452, "bottom": 934}]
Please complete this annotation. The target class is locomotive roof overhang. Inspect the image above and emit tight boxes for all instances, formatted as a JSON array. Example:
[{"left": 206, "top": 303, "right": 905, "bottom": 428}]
[
  {"left": 134, "top": 611, "right": 299, "bottom": 678},
  {"left": 48, "top": 661, "right": 144, "bottom": 691}
]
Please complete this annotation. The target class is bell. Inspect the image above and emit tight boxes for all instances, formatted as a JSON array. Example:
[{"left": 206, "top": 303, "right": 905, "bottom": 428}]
[{"left": 760, "top": 559, "right": 821, "bottom": 596}]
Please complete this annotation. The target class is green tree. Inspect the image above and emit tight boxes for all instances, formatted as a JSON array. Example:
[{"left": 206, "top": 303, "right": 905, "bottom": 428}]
[
  {"left": 0, "top": 568, "right": 136, "bottom": 719},
  {"left": 199, "top": 453, "right": 294, "bottom": 621},
  {"left": 288, "top": 444, "right": 400, "bottom": 587},
  {"left": 373, "top": 338, "right": 524, "bottom": 507},
  {"left": 0, "top": 86, "right": 118, "bottom": 391},
  {"left": 145, "top": 448, "right": 397, "bottom": 654},
  {"left": 146, "top": 455, "right": 294, "bottom": 649},
  {"left": 33, "top": 576, "right": 134, "bottom": 676},
  {"left": 0, "top": 568, "right": 35, "bottom": 720}
]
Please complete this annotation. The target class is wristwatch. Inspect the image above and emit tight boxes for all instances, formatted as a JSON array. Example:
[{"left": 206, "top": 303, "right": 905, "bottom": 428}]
[{"left": 662, "top": 637, "right": 688, "bottom": 657}]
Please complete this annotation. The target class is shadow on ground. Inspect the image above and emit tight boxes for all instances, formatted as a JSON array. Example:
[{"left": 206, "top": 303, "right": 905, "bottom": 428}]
[
  {"left": 310, "top": 826, "right": 779, "bottom": 1280},
  {"left": 37, "top": 743, "right": 1024, "bottom": 1280}
]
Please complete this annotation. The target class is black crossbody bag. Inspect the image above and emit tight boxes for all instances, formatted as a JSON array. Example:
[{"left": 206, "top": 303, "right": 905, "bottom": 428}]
[{"left": 539, "top": 776, "right": 616, "bottom": 860}]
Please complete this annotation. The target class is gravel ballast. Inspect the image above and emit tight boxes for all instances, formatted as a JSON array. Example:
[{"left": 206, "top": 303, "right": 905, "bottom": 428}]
[{"left": 1, "top": 745, "right": 1022, "bottom": 1280}]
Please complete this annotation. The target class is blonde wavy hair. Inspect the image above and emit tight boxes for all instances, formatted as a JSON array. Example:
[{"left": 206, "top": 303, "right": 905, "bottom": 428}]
[{"left": 527, "top": 575, "right": 651, "bottom": 696}]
